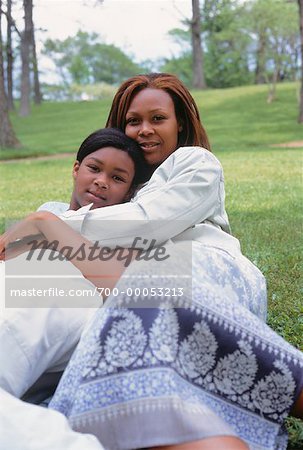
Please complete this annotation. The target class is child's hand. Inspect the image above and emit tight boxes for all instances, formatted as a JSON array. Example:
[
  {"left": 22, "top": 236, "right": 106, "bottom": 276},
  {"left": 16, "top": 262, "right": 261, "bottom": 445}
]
[{"left": 0, "top": 211, "right": 55, "bottom": 260}]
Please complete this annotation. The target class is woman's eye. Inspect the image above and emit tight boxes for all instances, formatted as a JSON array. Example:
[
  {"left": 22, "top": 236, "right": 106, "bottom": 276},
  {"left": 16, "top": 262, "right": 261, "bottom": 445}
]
[
  {"left": 153, "top": 115, "right": 165, "bottom": 122},
  {"left": 126, "top": 117, "right": 139, "bottom": 125}
]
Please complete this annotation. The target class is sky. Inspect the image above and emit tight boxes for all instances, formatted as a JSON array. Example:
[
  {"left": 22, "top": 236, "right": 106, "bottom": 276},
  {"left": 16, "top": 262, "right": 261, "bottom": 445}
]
[{"left": 32, "top": 0, "right": 192, "bottom": 79}]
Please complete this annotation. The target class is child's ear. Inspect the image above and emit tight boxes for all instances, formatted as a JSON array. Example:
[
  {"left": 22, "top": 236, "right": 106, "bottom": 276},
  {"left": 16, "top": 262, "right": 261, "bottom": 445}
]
[
  {"left": 124, "top": 186, "right": 135, "bottom": 202},
  {"left": 72, "top": 161, "right": 80, "bottom": 180}
]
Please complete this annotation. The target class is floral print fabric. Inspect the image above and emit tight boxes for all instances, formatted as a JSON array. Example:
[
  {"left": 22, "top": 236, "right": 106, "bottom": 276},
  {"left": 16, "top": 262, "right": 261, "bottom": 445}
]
[{"left": 49, "top": 243, "right": 303, "bottom": 450}]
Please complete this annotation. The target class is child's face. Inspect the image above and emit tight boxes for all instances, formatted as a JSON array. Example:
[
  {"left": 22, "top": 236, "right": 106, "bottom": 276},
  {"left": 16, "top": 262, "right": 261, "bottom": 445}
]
[{"left": 71, "top": 147, "right": 135, "bottom": 210}]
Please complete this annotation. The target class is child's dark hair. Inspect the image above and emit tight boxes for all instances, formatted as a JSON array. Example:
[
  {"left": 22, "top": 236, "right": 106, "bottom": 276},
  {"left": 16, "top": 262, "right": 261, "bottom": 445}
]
[{"left": 76, "top": 128, "right": 151, "bottom": 186}]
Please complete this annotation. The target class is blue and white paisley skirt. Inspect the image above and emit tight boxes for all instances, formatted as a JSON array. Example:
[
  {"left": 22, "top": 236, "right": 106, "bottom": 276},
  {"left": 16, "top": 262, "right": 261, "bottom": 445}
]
[{"left": 49, "top": 242, "right": 303, "bottom": 450}]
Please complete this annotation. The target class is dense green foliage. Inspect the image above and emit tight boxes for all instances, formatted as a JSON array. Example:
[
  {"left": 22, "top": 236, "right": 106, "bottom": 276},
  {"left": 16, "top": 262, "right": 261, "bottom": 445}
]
[
  {"left": 2, "top": 0, "right": 299, "bottom": 108},
  {"left": 2, "top": 0, "right": 300, "bottom": 105},
  {"left": 161, "top": 0, "right": 299, "bottom": 88},
  {"left": 0, "top": 83, "right": 302, "bottom": 446},
  {"left": 43, "top": 31, "right": 143, "bottom": 87}
]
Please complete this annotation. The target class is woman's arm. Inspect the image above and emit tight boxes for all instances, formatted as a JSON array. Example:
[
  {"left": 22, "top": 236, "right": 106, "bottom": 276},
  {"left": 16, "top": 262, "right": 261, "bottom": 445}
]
[
  {"left": 59, "top": 147, "right": 228, "bottom": 247},
  {"left": 0, "top": 211, "right": 131, "bottom": 291}
]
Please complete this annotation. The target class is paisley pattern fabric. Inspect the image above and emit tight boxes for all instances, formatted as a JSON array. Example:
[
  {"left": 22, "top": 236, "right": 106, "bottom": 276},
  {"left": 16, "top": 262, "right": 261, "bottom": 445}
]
[{"left": 49, "top": 243, "right": 303, "bottom": 450}]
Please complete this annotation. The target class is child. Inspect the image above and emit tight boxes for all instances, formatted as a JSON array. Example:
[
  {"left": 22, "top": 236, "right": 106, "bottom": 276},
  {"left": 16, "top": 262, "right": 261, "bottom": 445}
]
[
  {"left": 38, "top": 127, "right": 150, "bottom": 215},
  {"left": 0, "top": 129, "right": 150, "bottom": 406},
  {"left": 1, "top": 128, "right": 150, "bottom": 271}
]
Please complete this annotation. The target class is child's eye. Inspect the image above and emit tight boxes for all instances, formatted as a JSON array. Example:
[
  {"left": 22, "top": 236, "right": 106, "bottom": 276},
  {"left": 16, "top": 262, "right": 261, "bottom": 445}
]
[
  {"left": 87, "top": 165, "right": 99, "bottom": 172},
  {"left": 113, "top": 175, "right": 125, "bottom": 183}
]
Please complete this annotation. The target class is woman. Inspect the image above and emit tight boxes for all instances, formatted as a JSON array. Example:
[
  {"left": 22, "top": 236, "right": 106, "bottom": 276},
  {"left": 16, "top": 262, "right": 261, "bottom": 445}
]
[{"left": 44, "top": 74, "right": 302, "bottom": 450}]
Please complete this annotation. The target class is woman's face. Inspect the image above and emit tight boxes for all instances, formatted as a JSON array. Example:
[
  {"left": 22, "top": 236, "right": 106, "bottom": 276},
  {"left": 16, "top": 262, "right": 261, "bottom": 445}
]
[{"left": 125, "top": 88, "right": 180, "bottom": 166}]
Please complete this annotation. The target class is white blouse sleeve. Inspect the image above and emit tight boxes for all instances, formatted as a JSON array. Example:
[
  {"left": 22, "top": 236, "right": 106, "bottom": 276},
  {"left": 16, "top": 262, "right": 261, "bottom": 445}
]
[
  {"left": 59, "top": 146, "right": 223, "bottom": 247},
  {"left": 36, "top": 201, "right": 69, "bottom": 216},
  {"left": 0, "top": 388, "right": 104, "bottom": 450}
]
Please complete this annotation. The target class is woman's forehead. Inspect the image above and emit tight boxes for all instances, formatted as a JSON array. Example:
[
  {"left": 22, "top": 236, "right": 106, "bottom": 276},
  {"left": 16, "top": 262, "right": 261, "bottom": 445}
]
[{"left": 127, "top": 88, "right": 174, "bottom": 113}]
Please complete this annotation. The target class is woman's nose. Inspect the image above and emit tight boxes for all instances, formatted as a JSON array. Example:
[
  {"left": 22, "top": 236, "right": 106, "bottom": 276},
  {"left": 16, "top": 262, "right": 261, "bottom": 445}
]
[{"left": 138, "top": 121, "right": 154, "bottom": 136}]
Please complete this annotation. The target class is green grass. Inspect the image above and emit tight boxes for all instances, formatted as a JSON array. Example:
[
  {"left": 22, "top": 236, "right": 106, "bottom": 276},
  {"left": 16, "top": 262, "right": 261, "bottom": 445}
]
[
  {"left": 0, "top": 100, "right": 112, "bottom": 159},
  {"left": 222, "top": 150, "right": 302, "bottom": 349},
  {"left": 194, "top": 82, "right": 303, "bottom": 152},
  {"left": 0, "top": 82, "right": 302, "bottom": 160},
  {"left": 0, "top": 82, "right": 302, "bottom": 446}
]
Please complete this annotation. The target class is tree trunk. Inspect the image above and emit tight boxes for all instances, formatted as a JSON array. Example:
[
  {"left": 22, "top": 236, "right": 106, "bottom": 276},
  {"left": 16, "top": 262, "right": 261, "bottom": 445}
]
[
  {"left": 255, "top": 34, "right": 267, "bottom": 84},
  {"left": 266, "top": 68, "right": 278, "bottom": 104},
  {"left": 6, "top": 0, "right": 14, "bottom": 110},
  {"left": 0, "top": 0, "right": 21, "bottom": 148},
  {"left": 298, "top": 0, "right": 303, "bottom": 123},
  {"left": 19, "top": 0, "right": 32, "bottom": 117},
  {"left": 31, "top": 6, "right": 42, "bottom": 104},
  {"left": 191, "top": 0, "right": 207, "bottom": 89}
]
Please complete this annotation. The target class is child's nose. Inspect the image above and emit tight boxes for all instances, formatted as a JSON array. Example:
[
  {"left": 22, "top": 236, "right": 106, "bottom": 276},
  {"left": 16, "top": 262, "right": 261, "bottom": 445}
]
[{"left": 94, "top": 174, "right": 109, "bottom": 189}]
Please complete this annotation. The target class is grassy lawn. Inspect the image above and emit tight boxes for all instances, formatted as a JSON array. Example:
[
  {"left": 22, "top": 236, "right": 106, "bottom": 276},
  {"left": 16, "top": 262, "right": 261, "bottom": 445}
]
[
  {"left": 0, "top": 82, "right": 302, "bottom": 160},
  {"left": 0, "top": 82, "right": 302, "bottom": 447}
]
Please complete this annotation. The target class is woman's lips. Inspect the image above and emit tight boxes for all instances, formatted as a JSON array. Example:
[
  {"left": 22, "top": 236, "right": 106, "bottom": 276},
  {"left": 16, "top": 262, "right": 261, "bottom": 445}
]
[{"left": 139, "top": 142, "right": 160, "bottom": 152}]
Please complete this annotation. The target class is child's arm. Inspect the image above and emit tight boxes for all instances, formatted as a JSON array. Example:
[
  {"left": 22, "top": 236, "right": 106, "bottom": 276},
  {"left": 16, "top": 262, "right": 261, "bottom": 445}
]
[{"left": 0, "top": 211, "right": 132, "bottom": 291}]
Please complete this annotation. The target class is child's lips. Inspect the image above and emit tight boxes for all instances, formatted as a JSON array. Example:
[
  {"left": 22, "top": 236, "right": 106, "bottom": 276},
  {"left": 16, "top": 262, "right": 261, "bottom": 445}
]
[{"left": 87, "top": 191, "right": 107, "bottom": 201}]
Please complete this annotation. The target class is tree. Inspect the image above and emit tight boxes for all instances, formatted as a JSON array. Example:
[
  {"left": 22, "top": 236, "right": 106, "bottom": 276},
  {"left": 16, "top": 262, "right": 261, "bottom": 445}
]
[
  {"left": 161, "top": 53, "right": 193, "bottom": 87},
  {"left": 191, "top": 0, "right": 206, "bottom": 88},
  {"left": 0, "top": 0, "right": 21, "bottom": 148},
  {"left": 6, "top": 0, "right": 15, "bottom": 110},
  {"left": 3, "top": 0, "right": 41, "bottom": 111},
  {"left": 203, "top": 0, "right": 252, "bottom": 88},
  {"left": 247, "top": 0, "right": 299, "bottom": 101},
  {"left": 166, "top": 0, "right": 253, "bottom": 88},
  {"left": 43, "top": 31, "right": 143, "bottom": 86},
  {"left": 30, "top": 4, "right": 41, "bottom": 104},
  {"left": 160, "top": 28, "right": 192, "bottom": 86},
  {"left": 298, "top": 0, "right": 303, "bottom": 123},
  {"left": 19, "top": 0, "right": 32, "bottom": 116},
  {"left": 267, "top": 0, "right": 298, "bottom": 102},
  {"left": 246, "top": 0, "right": 272, "bottom": 84}
]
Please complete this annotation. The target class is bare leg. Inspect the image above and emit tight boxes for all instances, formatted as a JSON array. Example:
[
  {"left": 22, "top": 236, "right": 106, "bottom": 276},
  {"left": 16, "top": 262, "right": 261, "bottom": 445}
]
[
  {"left": 152, "top": 436, "right": 249, "bottom": 450},
  {"left": 151, "top": 388, "right": 303, "bottom": 450},
  {"left": 291, "top": 389, "right": 303, "bottom": 419}
]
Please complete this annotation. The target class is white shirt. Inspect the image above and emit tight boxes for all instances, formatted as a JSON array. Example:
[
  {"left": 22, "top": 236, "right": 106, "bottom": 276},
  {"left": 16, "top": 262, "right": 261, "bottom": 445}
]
[{"left": 59, "top": 146, "right": 241, "bottom": 257}]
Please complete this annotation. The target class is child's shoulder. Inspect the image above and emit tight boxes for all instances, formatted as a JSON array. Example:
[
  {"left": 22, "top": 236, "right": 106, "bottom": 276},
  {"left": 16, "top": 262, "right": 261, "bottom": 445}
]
[{"left": 36, "top": 201, "right": 69, "bottom": 216}]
